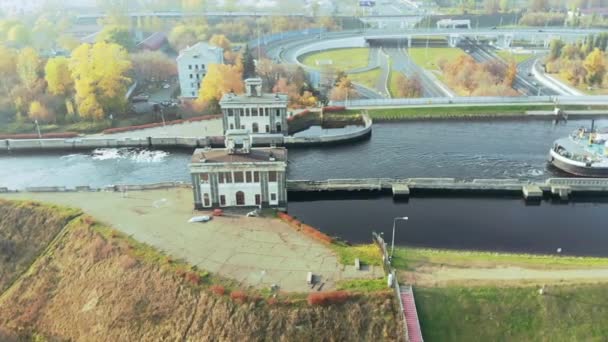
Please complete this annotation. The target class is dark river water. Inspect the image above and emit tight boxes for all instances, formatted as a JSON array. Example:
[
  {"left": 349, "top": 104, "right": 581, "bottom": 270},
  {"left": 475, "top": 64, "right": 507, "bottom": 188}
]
[
  {"left": 1, "top": 118, "right": 602, "bottom": 189},
  {"left": 288, "top": 194, "right": 608, "bottom": 257}
]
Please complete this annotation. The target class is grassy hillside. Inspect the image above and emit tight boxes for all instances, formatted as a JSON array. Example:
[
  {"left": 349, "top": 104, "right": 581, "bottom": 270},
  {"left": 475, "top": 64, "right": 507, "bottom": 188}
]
[
  {"left": 300, "top": 48, "right": 370, "bottom": 71},
  {"left": 0, "top": 201, "right": 401, "bottom": 341},
  {"left": 0, "top": 200, "right": 80, "bottom": 293},
  {"left": 416, "top": 285, "right": 608, "bottom": 341}
]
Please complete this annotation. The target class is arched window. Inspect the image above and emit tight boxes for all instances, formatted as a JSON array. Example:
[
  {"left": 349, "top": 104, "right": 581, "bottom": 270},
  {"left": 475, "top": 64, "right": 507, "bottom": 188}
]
[
  {"left": 276, "top": 123, "right": 282, "bottom": 132},
  {"left": 235, "top": 191, "right": 245, "bottom": 206},
  {"left": 252, "top": 123, "right": 259, "bottom": 133}
]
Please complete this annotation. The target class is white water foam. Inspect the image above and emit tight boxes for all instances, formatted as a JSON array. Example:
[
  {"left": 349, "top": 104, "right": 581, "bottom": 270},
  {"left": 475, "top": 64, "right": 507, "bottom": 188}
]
[{"left": 91, "top": 148, "right": 169, "bottom": 163}]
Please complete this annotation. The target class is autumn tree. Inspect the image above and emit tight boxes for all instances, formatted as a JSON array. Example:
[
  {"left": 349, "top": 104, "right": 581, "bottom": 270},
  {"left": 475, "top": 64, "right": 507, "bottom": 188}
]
[
  {"left": 197, "top": 64, "right": 244, "bottom": 110},
  {"left": 168, "top": 23, "right": 208, "bottom": 51},
  {"left": 70, "top": 42, "right": 132, "bottom": 120},
  {"left": 182, "top": 0, "right": 206, "bottom": 11},
  {"left": 28, "top": 100, "right": 54, "bottom": 123},
  {"left": 7, "top": 23, "right": 30, "bottom": 46},
  {"left": 45, "top": 57, "right": 73, "bottom": 96},
  {"left": 504, "top": 61, "right": 517, "bottom": 87},
  {"left": 31, "top": 16, "right": 58, "bottom": 51},
  {"left": 16, "top": 47, "right": 41, "bottom": 91},
  {"left": 549, "top": 39, "right": 565, "bottom": 60},
  {"left": 131, "top": 51, "right": 177, "bottom": 85},
  {"left": 209, "top": 34, "right": 238, "bottom": 64},
  {"left": 583, "top": 48, "right": 606, "bottom": 85},
  {"left": 0, "top": 45, "right": 18, "bottom": 95},
  {"left": 96, "top": 25, "right": 135, "bottom": 51},
  {"left": 393, "top": 73, "right": 422, "bottom": 98},
  {"left": 329, "top": 75, "right": 358, "bottom": 101}
]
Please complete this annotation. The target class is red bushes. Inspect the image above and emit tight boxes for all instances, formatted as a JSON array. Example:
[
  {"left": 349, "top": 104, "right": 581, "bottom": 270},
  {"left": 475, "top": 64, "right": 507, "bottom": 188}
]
[
  {"left": 277, "top": 212, "right": 334, "bottom": 244},
  {"left": 0, "top": 132, "right": 79, "bottom": 140},
  {"left": 184, "top": 271, "right": 201, "bottom": 285},
  {"left": 307, "top": 291, "right": 350, "bottom": 306},
  {"left": 210, "top": 285, "right": 225, "bottom": 296},
  {"left": 101, "top": 115, "right": 221, "bottom": 134},
  {"left": 322, "top": 106, "right": 346, "bottom": 113},
  {"left": 230, "top": 290, "right": 248, "bottom": 303}
]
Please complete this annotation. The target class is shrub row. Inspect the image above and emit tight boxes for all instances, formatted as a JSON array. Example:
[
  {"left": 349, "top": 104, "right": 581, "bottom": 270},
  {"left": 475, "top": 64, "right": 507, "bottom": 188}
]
[
  {"left": 307, "top": 291, "right": 350, "bottom": 306},
  {"left": 322, "top": 106, "right": 346, "bottom": 113},
  {"left": 0, "top": 132, "right": 80, "bottom": 140},
  {"left": 277, "top": 212, "right": 333, "bottom": 244},
  {"left": 101, "top": 114, "right": 221, "bottom": 134}
]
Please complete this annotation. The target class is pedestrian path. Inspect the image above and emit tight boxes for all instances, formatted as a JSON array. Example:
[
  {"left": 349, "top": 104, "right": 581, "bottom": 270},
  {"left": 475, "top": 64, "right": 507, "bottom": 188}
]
[{"left": 400, "top": 285, "right": 423, "bottom": 342}]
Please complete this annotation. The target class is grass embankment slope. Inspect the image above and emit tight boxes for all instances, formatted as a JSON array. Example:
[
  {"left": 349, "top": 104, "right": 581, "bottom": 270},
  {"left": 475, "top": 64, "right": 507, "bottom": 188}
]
[
  {"left": 0, "top": 200, "right": 400, "bottom": 341},
  {"left": 408, "top": 47, "right": 467, "bottom": 74},
  {"left": 300, "top": 48, "right": 370, "bottom": 71},
  {"left": 496, "top": 50, "right": 534, "bottom": 64},
  {"left": 393, "top": 247, "right": 608, "bottom": 341},
  {"left": 0, "top": 200, "right": 80, "bottom": 293},
  {"left": 349, "top": 68, "right": 382, "bottom": 89}
]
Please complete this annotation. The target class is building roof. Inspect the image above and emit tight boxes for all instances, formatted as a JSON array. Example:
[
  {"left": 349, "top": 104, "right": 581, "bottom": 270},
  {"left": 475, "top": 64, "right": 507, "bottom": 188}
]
[
  {"left": 191, "top": 147, "right": 287, "bottom": 164},
  {"left": 137, "top": 32, "right": 167, "bottom": 50},
  {"left": 177, "top": 42, "right": 223, "bottom": 61},
  {"left": 219, "top": 92, "right": 289, "bottom": 105}
]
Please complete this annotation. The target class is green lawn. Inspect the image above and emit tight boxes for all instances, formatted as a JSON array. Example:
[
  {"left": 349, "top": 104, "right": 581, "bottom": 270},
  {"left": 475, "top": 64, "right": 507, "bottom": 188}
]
[
  {"left": 344, "top": 104, "right": 608, "bottom": 120},
  {"left": 299, "top": 48, "right": 370, "bottom": 71},
  {"left": 329, "top": 242, "right": 383, "bottom": 267},
  {"left": 407, "top": 47, "right": 467, "bottom": 72},
  {"left": 392, "top": 247, "right": 608, "bottom": 271},
  {"left": 337, "top": 278, "right": 387, "bottom": 292},
  {"left": 416, "top": 285, "right": 608, "bottom": 341},
  {"left": 496, "top": 50, "right": 534, "bottom": 64},
  {"left": 349, "top": 68, "right": 382, "bottom": 89}
]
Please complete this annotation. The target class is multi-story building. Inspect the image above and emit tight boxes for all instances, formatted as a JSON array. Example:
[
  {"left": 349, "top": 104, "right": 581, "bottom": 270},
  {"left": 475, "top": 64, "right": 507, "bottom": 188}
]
[
  {"left": 219, "top": 78, "right": 289, "bottom": 135},
  {"left": 189, "top": 131, "right": 288, "bottom": 210},
  {"left": 177, "top": 42, "right": 224, "bottom": 98}
]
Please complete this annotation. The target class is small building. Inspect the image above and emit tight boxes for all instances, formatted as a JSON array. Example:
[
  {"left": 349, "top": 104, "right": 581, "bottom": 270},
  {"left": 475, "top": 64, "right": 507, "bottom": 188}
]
[
  {"left": 436, "top": 19, "right": 471, "bottom": 29},
  {"left": 219, "top": 78, "right": 289, "bottom": 135},
  {"left": 189, "top": 131, "right": 288, "bottom": 210},
  {"left": 177, "top": 42, "right": 224, "bottom": 98}
]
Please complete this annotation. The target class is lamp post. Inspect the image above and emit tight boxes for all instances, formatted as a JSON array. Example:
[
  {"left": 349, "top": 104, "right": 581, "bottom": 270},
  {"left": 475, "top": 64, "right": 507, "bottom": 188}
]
[{"left": 391, "top": 216, "right": 408, "bottom": 260}]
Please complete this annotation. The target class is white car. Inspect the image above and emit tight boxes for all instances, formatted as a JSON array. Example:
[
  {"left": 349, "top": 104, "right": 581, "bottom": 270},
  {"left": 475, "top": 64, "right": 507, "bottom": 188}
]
[{"left": 188, "top": 216, "right": 212, "bottom": 223}]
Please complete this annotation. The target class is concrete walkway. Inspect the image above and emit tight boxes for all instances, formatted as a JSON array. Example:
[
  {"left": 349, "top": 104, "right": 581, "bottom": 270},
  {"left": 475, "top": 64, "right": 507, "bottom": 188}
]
[
  {"left": 0, "top": 188, "right": 381, "bottom": 292},
  {"left": 96, "top": 119, "right": 223, "bottom": 139}
]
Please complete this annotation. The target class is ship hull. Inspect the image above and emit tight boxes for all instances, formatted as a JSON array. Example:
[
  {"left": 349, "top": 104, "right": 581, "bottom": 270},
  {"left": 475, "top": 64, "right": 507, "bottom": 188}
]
[{"left": 549, "top": 150, "right": 608, "bottom": 177}]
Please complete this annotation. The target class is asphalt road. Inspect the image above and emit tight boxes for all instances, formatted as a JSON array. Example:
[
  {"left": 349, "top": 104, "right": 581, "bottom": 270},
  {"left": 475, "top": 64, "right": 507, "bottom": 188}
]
[{"left": 458, "top": 38, "right": 558, "bottom": 96}]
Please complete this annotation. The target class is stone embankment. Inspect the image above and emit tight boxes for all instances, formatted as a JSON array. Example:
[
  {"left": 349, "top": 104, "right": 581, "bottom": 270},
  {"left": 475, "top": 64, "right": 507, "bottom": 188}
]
[{"left": 0, "top": 115, "right": 373, "bottom": 152}]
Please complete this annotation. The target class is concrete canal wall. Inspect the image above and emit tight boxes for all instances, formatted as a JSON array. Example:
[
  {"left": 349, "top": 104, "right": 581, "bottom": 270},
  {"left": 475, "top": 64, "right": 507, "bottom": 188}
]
[
  {"left": 4, "top": 178, "right": 608, "bottom": 202},
  {"left": 0, "top": 115, "right": 373, "bottom": 152},
  {"left": 287, "top": 178, "right": 608, "bottom": 201}
]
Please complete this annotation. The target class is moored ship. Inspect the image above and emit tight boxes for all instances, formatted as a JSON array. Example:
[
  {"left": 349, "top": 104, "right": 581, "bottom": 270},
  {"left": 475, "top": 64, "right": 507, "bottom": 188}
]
[{"left": 549, "top": 126, "right": 608, "bottom": 177}]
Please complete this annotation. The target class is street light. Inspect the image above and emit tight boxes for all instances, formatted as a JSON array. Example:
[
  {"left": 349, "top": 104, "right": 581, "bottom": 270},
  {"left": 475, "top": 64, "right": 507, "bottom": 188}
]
[{"left": 390, "top": 216, "right": 408, "bottom": 260}]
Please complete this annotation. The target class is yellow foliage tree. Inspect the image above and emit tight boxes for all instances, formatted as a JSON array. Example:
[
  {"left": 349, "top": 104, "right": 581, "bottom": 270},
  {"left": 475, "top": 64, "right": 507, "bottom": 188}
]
[
  {"left": 197, "top": 64, "right": 244, "bottom": 105},
  {"left": 16, "top": 47, "right": 40, "bottom": 91},
  {"left": 45, "top": 57, "right": 73, "bottom": 96},
  {"left": 69, "top": 42, "right": 132, "bottom": 120},
  {"left": 0, "top": 45, "right": 17, "bottom": 94},
  {"left": 28, "top": 100, "right": 54, "bottom": 123},
  {"left": 583, "top": 48, "right": 606, "bottom": 86}
]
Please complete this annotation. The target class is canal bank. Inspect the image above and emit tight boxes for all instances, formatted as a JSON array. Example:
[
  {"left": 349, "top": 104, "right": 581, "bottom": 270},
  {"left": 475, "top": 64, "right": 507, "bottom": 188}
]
[{"left": 287, "top": 193, "right": 608, "bottom": 257}]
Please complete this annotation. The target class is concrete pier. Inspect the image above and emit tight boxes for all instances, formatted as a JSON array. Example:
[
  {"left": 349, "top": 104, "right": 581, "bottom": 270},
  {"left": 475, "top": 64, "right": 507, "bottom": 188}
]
[
  {"left": 522, "top": 185, "right": 543, "bottom": 200},
  {"left": 287, "top": 178, "right": 608, "bottom": 201},
  {"left": 392, "top": 184, "right": 410, "bottom": 198}
]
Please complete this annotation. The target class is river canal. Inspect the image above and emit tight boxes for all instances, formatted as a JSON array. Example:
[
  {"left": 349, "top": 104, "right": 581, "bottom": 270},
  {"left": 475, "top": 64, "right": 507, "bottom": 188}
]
[
  {"left": 2, "top": 119, "right": 604, "bottom": 189},
  {"left": 288, "top": 194, "right": 608, "bottom": 257}
]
